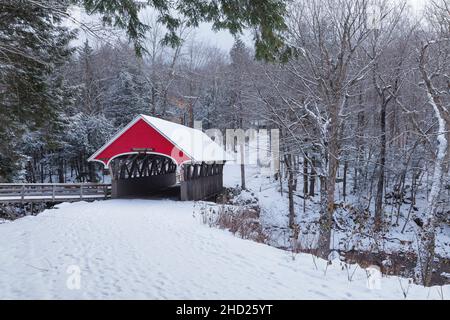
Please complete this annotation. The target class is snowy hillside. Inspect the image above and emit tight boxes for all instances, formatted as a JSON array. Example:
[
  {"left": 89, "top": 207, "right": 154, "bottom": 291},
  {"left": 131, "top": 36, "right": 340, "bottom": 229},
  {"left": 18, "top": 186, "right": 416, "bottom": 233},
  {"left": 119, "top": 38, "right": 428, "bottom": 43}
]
[
  {"left": 0, "top": 199, "right": 448, "bottom": 299},
  {"left": 222, "top": 163, "right": 450, "bottom": 284}
]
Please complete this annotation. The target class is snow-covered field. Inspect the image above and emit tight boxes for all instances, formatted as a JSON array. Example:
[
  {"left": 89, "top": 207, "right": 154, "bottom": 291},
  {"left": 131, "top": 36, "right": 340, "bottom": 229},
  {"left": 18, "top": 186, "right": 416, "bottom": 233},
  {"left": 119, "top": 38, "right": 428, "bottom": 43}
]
[{"left": 0, "top": 198, "right": 448, "bottom": 299}]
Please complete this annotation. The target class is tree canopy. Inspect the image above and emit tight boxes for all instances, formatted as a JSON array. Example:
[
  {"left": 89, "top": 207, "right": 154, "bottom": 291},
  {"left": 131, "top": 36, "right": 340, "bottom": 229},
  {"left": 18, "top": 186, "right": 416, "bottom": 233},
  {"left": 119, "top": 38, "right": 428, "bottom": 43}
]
[{"left": 79, "top": 0, "right": 288, "bottom": 60}]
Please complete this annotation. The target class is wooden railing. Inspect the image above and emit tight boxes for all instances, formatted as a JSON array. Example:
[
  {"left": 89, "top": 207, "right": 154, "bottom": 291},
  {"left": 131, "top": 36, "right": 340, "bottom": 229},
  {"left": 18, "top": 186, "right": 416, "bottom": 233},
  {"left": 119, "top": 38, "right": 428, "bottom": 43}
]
[{"left": 0, "top": 183, "right": 111, "bottom": 203}]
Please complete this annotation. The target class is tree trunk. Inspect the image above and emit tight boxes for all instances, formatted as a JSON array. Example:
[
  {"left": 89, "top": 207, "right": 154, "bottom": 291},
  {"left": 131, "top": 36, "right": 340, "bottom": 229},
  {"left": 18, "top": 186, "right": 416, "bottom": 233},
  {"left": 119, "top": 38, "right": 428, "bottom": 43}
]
[
  {"left": 239, "top": 113, "right": 245, "bottom": 190},
  {"left": 293, "top": 155, "right": 298, "bottom": 191},
  {"left": 317, "top": 175, "right": 330, "bottom": 259},
  {"left": 88, "top": 162, "right": 96, "bottom": 182},
  {"left": 354, "top": 109, "right": 365, "bottom": 193},
  {"left": 318, "top": 102, "right": 341, "bottom": 260},
  {"left": 309, "top": 157, "right": 316, "bottom": 197},
  {"left": 151, "top": 86, "right": 157, "bottom": 115},
  {"left": 326, "top": 130, "right": 339, "bottom": 211},
  {"left": 415, "top": 93, "right": 447, "bottom": 285},
  {"left": 416, "top": 98, "right": 446, "bottom": 285},
  {"left": 285, "top": 154, "right": 295, "bottom": 228},
  {"left": 188, "top": 101, "right": 194, "bottom": 128},
  {"left": 240, "top": 139, "right": 246, "bottom": 190},
  {"left": 303, "top": 155, "right": 308, "bottom": 196},
  {"left": 58, "top": 159, "right": 65, "bottom": 183},
  {"left": 375, "top": 100, "right": 387, "bottom": 230},
  {"left": 416, "top": 44, "right": 449, "bottom": 285},
  {"left": 343, "top": 160, "right": 347, "bottom": 201}
]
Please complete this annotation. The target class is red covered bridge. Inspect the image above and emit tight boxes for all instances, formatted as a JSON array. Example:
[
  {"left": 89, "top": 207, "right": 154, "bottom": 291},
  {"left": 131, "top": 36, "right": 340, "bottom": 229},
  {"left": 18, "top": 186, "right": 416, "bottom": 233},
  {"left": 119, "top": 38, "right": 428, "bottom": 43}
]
[{"left": 88, "top": 115, "right": 230, "bottom": 201}]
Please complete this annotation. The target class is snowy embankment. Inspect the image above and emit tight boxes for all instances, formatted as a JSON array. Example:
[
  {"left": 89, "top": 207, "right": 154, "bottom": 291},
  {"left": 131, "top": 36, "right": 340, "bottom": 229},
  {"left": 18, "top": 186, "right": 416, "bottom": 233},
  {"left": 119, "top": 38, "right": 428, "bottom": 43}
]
[
  {"left": 222, "top": 163, "right": 450, "bottom": 263},
  {"left": 0, "top": 199, "right": 448, "bottom": 299}
]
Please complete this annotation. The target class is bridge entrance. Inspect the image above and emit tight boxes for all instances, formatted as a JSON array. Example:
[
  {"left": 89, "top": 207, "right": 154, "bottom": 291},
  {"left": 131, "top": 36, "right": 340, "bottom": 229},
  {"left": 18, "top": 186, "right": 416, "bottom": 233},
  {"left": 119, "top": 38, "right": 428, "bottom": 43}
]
[{"left": 109, "top": 153, "right": 178, "bottom": 198}]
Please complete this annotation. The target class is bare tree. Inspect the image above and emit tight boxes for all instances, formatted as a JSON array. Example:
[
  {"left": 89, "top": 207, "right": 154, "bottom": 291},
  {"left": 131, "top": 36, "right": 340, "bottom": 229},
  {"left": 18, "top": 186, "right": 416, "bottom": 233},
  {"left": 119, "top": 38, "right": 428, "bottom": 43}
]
[
  {"left": 285, "top": 0, "right": 385, "bottom": 258},
  {"left": 414, "top": 0, "right": 449, "bottom": 286}
]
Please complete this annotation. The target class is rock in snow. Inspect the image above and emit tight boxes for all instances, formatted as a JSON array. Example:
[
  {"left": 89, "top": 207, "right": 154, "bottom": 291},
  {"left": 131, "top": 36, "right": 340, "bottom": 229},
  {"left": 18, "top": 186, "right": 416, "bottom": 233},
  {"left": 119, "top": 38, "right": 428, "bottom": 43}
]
[{"left": 0, "top": 199, "right": 448, "bottom": 299}]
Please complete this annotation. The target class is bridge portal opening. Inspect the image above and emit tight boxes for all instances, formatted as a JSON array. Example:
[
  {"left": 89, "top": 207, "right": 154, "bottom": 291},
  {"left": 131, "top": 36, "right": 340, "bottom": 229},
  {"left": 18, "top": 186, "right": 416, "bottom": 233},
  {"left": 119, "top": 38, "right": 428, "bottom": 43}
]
[{"left": 109, "top": 153, "right": 178, "bottom": 198}]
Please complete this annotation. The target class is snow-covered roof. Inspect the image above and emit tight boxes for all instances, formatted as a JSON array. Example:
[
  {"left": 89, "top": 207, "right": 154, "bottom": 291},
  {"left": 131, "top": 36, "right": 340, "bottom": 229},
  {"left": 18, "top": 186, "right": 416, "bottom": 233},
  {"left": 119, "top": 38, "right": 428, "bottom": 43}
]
[
  {"left": 88, "top": 114, "right": 231, "bottom": 167},
  {"left": 140, "top": 115, "right": 232, "bottom": 163}
]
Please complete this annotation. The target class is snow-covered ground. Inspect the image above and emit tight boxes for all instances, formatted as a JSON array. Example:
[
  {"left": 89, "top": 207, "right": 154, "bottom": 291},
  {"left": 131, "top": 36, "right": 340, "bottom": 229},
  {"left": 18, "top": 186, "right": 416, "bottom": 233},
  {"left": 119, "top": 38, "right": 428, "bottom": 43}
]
[
  {"left": 0, "top": 163, "right": 448, "bottom": 299},
  {"left": 223, "top": 164, "right": 450, "bottom": 261},
  {"left": 0, "top": 198, "right": 448, "bottom": 299}
]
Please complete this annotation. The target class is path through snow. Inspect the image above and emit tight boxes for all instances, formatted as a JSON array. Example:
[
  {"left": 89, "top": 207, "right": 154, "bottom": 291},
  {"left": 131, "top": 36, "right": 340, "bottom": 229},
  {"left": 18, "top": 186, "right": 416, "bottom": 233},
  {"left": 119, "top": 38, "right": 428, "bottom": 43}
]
[{"left": 0, "top": 200, "right": 448, "bottom": 299}]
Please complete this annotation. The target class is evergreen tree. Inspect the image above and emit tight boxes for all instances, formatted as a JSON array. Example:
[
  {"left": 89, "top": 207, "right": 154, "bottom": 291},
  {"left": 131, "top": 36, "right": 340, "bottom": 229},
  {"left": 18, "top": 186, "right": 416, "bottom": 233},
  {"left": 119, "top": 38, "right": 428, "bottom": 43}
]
[
  {"left": 104, "top": 46, "right": 152, "bottom": 127},
  {"left": 78, "top": 0, "right": 287, "bottom": 59},
  {"left": 63, "top": 113, "right": 114, "bottom": 182},
  {"left": 78, "top": 40, "right": 103, "bottom": 115},
  {"left": 0, "top": 0, "right": 76, "bottom": 181}
]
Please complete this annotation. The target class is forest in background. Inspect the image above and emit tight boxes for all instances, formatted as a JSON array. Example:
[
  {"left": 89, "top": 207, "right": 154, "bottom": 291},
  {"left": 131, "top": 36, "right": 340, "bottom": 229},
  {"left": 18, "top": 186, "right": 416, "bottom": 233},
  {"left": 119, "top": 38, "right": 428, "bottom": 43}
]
[{"left": 0, "top": 0, "right": 449, "bottom": 286}]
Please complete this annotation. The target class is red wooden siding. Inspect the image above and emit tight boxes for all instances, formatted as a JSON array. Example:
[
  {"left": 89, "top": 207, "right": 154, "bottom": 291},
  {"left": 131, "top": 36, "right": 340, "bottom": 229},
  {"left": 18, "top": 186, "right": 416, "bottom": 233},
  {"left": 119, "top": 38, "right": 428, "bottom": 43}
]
[{"left": 93, "top": 118, "right": 191, "bottom": 167}]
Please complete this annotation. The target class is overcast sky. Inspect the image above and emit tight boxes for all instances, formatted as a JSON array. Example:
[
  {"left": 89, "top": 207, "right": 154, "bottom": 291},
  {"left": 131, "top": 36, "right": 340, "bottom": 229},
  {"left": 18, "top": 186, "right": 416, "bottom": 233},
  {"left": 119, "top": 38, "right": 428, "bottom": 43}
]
[{"left": 69, "top": 0, "right": 427, "bottom": 52}]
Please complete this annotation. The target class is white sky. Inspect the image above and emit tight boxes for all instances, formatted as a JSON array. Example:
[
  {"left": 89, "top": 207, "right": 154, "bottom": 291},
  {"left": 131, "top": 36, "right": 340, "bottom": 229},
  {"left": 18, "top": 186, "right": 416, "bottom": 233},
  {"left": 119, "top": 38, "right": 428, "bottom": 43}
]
[
  {"left": 69, "top": 0, "right": 427, "bottom": 52},
  {"left": 195, "top": 0, "right": 428, "bottom": 50}
]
